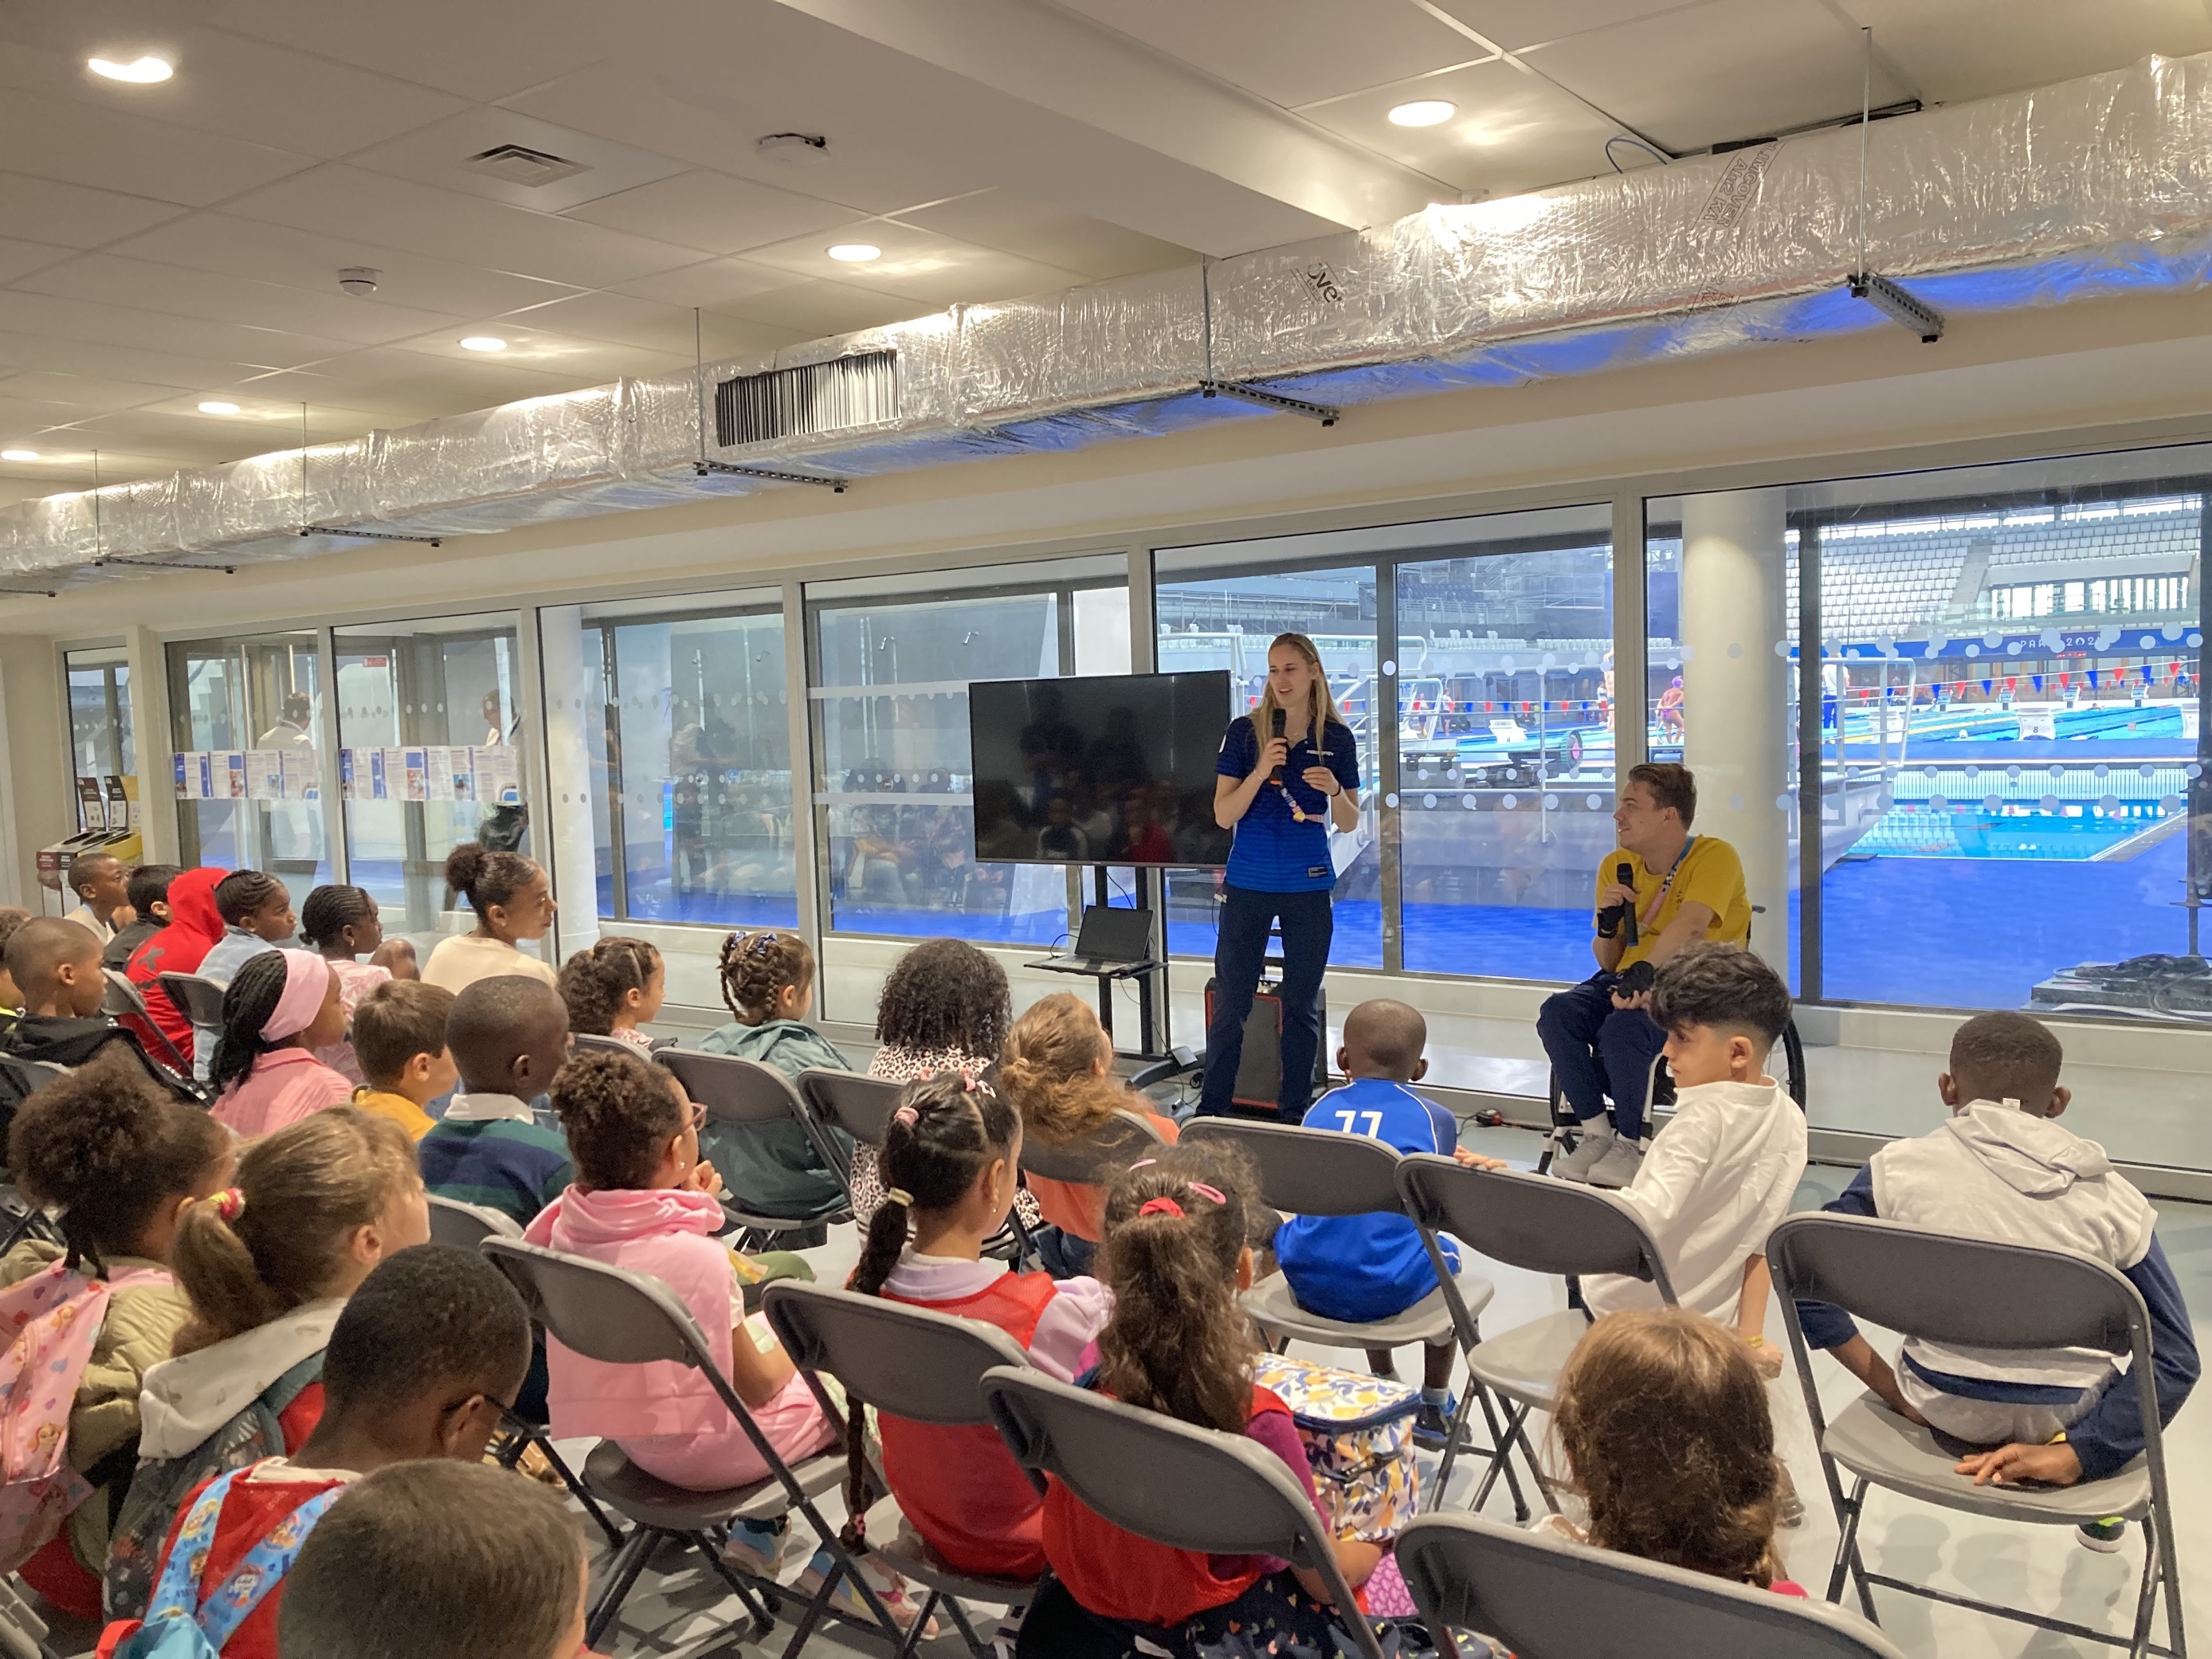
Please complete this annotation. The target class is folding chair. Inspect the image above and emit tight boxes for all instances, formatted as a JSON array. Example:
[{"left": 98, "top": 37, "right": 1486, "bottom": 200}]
[
  {"left": 979, "top": 1367, "right": 1390, "bottom": 1659},
  {"left": 797, "top": 1068, "right": 903, "bottom": 1167},
  {"left": 480, "top": 1237, "right": 902, "bottom": 1658},
  {"left": 660, "top": 1049, "right": 856, "bottom": 1247},
  {"left": 570, "top": 1032, "right": 639, "bottom": 1060},
  {"left": 1395, "top": 1510, "right": 1907, "bottom": 1659},
  {"left": 1013, "top": 1107, "right": 1165, "bottom": 1267},
  {"left": 763, "top": 1281, "right": 1041, "bottom": 1659},
  {"left": 155, "top": 971, "right": 226, "bottom": 1032},
  {"left": 102, "top": 969, "right": 190, "bottom": 1075},
  {"left": 1182, "top": 1117, "right": 1524, "bottom": 1520},
  {"left": 1396, "top": 1157, "right": 1676, "bottom": 1515},
  {"left": 1769, "top": 1214, "right": 2187, "bottom": 1659},
  {"left": 0, "top": 1570, "right": 60, "bottom": 1659}
]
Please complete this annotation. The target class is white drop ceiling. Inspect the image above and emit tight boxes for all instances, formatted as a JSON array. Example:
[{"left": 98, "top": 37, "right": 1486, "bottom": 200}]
[{"left": 0, "top": 0, "right": 2206, "bottom": 493}]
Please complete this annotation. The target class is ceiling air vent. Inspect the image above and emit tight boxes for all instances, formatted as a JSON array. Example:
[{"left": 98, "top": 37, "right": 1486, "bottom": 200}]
[
  {"left": 716, "top": 351, "right": 899, "bottom": 446},
  {"left": 465, "top": 143, "right": 589, "bottom": 187}
]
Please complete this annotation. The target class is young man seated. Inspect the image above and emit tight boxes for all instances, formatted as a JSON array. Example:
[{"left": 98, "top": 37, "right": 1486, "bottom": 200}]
[
  {"left": 418, "top": 975, "right": 575, "bottom": 1228},
  {"left": 63, "top": 853, "right": 135, "bottom": 947},
  {"left": 1794, "top": 1010, "right": 2198, "bottom": 1551},
  {"left": 104, "top": 862, "right": 180, "bottom": 972}
]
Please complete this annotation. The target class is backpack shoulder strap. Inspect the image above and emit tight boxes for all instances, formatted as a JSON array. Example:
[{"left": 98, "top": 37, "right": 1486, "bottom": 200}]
[
  {"left": 142, "top": 1470, "right": 245, "bottom": 1626},
  {"left": 190, "top": 1481, "right": 344, "bottom": 1652}
]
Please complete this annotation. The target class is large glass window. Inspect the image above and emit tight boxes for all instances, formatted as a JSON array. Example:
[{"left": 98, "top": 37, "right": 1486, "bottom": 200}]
[
  {"left": 65, "top": 647, "right": 134, "bottom": 785},
  {"left": 334, "top": 615, "right": 525, "bottom": 962},
  {"left": 167, "top": 632, "right": 331, "bottom": 906},
  {"left": 810, "top": 558, "right": 1128, "bottom": 943}
]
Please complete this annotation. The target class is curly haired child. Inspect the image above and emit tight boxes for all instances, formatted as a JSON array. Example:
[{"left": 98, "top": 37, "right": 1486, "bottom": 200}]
[{"left": 557, "top": 936, "right": 665, "bottom": 1051}]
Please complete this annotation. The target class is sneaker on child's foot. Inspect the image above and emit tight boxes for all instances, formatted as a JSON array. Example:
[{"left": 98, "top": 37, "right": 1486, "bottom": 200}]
[
  {"left": 2078, "top": 1518, "right": 2128, "bottom": 1553},
  {"left": 794, "top": 1547, "right": 939, "bottom": 1638},
  {"left": 1775, "top": 1461, "right": 1805, "bottom": 1528},
  {"left": 1551, "top": 1124, "right": 1616, "bottom": 1183},
  {"left": 1412, "top": 1394, "right": 1459, "bottom": 1453},
  {"left": 1586, "top": 1137, "right": 1646, "bottom": 1189},
  {"left": 721, "top": 1516, "right": 791, "bottom": 1580}
]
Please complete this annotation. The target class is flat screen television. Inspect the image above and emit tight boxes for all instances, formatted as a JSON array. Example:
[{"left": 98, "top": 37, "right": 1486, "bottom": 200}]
[{"left": 967, "top": 671, "right": 1234, "bottom": 866}]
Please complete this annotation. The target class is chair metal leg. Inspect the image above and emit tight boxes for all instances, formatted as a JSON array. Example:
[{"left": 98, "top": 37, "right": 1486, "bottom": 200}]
[
  {"left": 688, "top": 1532, "right": 776, "bottom": 1640},
  {"left": 2153, "top": 1503, "right": 2188, "bottom": 1659},
  {"left": 892, "top": 1590, "right": 940, "bottom": 1659},
  {"left": 1470, "top": 1385, "right": 1530, "bottom": 1521},
  {"left": 1824, "top": 1477, "right": 1878, "bottom": 1624},
  {"left": 2130, "top": 1528, "right": 2160, "bottom": 1659},
  {"left": 775, "top": 1557, "right": 842, "bottom": 1659},
  {"left": 1430, "top": 1382, "right": 1477, "bottom": 1506},
  {"left": 586, "top": 1524, "right": 660, "bottom": 1649},
  {"left": 534, "top": 1431, "right": 624, "bottom": 1551},
  {"left": 939, "top": 1593, "right": 998, "bottom": 1659}
]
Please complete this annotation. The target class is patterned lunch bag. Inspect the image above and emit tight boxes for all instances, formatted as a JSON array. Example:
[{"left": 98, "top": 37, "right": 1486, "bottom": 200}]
[{"left": 1251, "top": 1352, "right": 1422, "bottom": 1543}]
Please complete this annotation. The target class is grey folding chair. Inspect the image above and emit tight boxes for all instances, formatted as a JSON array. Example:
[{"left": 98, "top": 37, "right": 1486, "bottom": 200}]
[
  {"left": 427, "top": 1193, "right": 521, "bottom": 1247},
  {"left": 979, "top": 1367, "right": 1391, "bottom": 1659},
  {"left": 481, "top": 1238, "right": 904, "bottom": 1657},
  {"left": 1397, "top": 1511, "right": 1908, "bottom": 1659},
  {"left": 1013, "top": 1107, "right": 1165, "bottom": 1265},
  {"left": 0, "top": 1570, "right": 59, "bottom": 1659},
  {"left": 798, "top": 1068, "right": 903, "bottom": 1159},
  {"left": 660, "top": 1049, "right": 856, "bottom": 1243},
  {"left": 155, "top": 971, "right": 226, "bottom": 1032},
  {"left": 1770, "top": 1214, "right": 2187, "bottom": 1659},
  {"left": 569, "top": 1032, "right": 639, "bottom": 1059},
  {"left": 1182, "top": 1117, "right": 1524, "bottom": 1520},
  {"left": 102, "top": 968, "right": 190, "bottom": 1074},
  {"left": 1397, "top": 1156, "right": 1677, "bottom": 1515},
  {"left": 763, "top": 1281, "right": 1041, "bottom": 1659}
]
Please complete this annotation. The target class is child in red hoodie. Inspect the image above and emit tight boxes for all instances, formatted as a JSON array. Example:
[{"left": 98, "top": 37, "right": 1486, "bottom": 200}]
[{"left": 96, "top": 1245, "right": 531, "bottom": 1659}]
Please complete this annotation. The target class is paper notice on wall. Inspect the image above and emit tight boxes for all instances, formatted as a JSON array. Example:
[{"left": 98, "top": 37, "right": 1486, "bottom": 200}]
[
  {"left": 473, "top": 745, "right": 520, "bottom": 806},
  {"left": 219, "top": 752, "right": 249, "bottom": 799},
  {"left": 245, "top": 750, "right": 283, "bottom": 801},
  {"left": 401, "top": 748, "right": 428, "bottom": 802},
  {"left": 338, "top": 748, "right": 359, "bottom": 800},
  {"left": 173, "top": 753, "right": 198, "bottom": 800},
  {"left": 279, "top": 746, "right": 317, "bottom": 802},
  {"left": 448, "top": 746, "right": 476, "bottom": 802},
  {"left": 76, "top": 776, "right": 107, "bottom": 831},
  {"left": 424, "top": 745, "right": 455, "bottom": 802},
  {"left": 370, "top": 748, "right": 391, "bottom": 802}
]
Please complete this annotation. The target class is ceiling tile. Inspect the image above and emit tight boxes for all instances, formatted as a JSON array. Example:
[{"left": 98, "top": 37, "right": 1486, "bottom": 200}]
[
  {"left": 610, "top": 257, "right": 808, "bottom": 312},
  {"left": 0, "top": 371, "right": 194, "bottom": 414},
  {"left": 238, "top": 348, "right": 594, "bottom": 418},
  {"left": 0, "top": 292, "right": 355, "bottom": 372},
  {"left": 1427, "top": 0, "right": 1703, "bottom": 53},
  {"left": 1524, "top": 0, "right": 1912, "bottom": 152},
  {"left": 713, "top": 280, "right": 935, "bottom": 338},
  {"left": 1054, "top": 0, "right": 1484, "bottom": 105},
  {"left": 380, "top": 324, "right": 692, "bottom": 383},
  {"left": 0, "top": 87, "right": 313, "bottom": 206},
  {"left": 104, "top": 214, "right": 582, "bottom": 320},
  {"left": 0, "top": 172, "right": 186, "bottom": 248},
  {"left": 0, "top": 239, "right": 76, "bottom": 284},
  {"left": 567, "top": 169, "right": 857, "bottom": 256},
  {"left": 219, "top": 166, "right": 708, "bottom": 288},
  {"left": 207, "top": 0, "right": 634, "bottom": 104},
  {"left": 1833, "top": 0, "right": 2212, "bottom": 104},
  {"left": 495, "top": 290, "right": 799, "bottom": 359},
  {"left": 345, "top": 108, "right": 690, "bottom": 214},
  {"left": 1302, "top": 57, "right": 1628, "bottom": 195},
  {"left": 0, "top": 325, "right": 319, "bottom": 395},
  {"left": 736, "top": 220, "right": 1084, "bottom": 309},
  {"left": 15, "top": 255, "right": 465, "bottom": 346},
  {"left": 892, "top": 189, "right": 1196, "bottom": 281}
]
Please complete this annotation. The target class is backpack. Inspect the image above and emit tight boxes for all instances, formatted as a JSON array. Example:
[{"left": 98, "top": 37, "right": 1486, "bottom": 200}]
[
  {"left": 1249, "top": 1353, "right": 1422, "bottom": 1543},
  {"left": 106, "top": 1467, "right": 341, "bottom": 1658},
  {"left": 104, "top": 1353, "right": 325, "bottom": 1622},
  {"left": 0, "top": 1258, "right": 172, "bottom": 1574}
]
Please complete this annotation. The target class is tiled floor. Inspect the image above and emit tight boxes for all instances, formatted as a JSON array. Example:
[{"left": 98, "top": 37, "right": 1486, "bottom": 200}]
[{"left": 556, "top": 1123, "right": 2210, "bottom": 1659}]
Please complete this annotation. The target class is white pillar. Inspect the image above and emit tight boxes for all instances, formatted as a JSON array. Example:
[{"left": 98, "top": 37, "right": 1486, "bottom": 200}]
[
  {"left": 536, "top": 606, "right": 602, "bottom": 959},
  {"left": 1679, "top": 489, "right": 1789, "bottom": 963}
]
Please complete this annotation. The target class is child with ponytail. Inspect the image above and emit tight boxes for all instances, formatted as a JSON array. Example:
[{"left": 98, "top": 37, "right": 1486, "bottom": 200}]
[
  {"left": 105, "top": 1108, "right": 429, "bottom": 1622},
  {"left": 697, "top": 929, "right": 853, "bottom": 1222},
  {"left": 556, "top": 936, "right": 665, "bottom": 1052},
  {"left": 207, "top": 950, "right": 355, "bottom": 1136},
  {"left": 845, "top": 1073, "right": 1110, "bottom": 1580},
  {"left": 1022, "top": 1144, "right": 1386, "bottom": 1659}
]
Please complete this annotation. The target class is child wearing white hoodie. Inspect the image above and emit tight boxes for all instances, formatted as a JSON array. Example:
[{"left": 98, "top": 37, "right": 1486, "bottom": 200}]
[{"left": 1794, "top": 1011, "right": 2198, "bottom": 1551}]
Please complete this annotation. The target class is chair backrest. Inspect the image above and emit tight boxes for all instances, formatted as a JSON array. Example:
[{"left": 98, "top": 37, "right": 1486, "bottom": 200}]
[
  {"left": 1768, "top": 1213, "right": 2144, "bottom": 1360},
  {"left": 101, "top": 967, "right": 148, "bottom": 1020},
  {"left": 658, "top": 1048, "right": 808, "bottom": 1131},
  {"left": 1396, "top": 1512, "right": 1908, "bottom": 1659},
  {"left": 157, "top": 972, "right": 226, "bottom": 1028},
  {"left": 426, "top": 1194, "right": 522, "bottom": 1249},
  {"left": 980, "top": 1367, "right": 1384, "bottom": 1659},
  {"left": 1018, "top": 1108, "right": 1166, "bottom": 1187},
  {"left": 1397, "top": 1156, "right": 1678, "bottom": 1303},
  {"left": 798, "top": 1069, "right": 903, "bottom": 1147},
  {"left": 0, "top": 1055, "right": 65, "bottom": 1100},
  {"left": 1183, "top": 1117, "right": 1404, "bottom": 1218},
  {"left": 570, "top": 1032, "right": 637, "bottom": 1060},
  {"left": 763, "top": 1281, "right": 1032, "bottom": 1426}
]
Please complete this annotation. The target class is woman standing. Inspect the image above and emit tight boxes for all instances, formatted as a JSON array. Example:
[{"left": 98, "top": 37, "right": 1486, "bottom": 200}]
[{"left": 1201, "top": 633, "right": 1361, "bottom": 1118}]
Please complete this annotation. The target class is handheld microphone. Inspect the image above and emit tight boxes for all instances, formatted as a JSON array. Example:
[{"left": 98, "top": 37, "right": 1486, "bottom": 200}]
[
  {"left": 1269, "top": 708, "right": 1286, "bottom": 783},
  {"left": 1616, "top": 859, "right": 1639, "bottom": 947}
]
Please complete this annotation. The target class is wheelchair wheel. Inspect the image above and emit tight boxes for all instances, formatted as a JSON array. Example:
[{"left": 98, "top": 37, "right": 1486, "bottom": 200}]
[{"left": 1781, "top": 1015, "right": 1808, "bottom": 1108}]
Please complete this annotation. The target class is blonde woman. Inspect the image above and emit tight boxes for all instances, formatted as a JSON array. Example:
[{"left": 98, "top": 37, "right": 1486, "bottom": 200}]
[{"left": 1202, "top": 633, "right": 1360, "bottom": 1118}]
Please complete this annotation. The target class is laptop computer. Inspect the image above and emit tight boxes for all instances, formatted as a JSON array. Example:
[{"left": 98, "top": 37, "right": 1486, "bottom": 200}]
[{"left": 1043, "top": 905, "right": 1155, "bottom": 974}]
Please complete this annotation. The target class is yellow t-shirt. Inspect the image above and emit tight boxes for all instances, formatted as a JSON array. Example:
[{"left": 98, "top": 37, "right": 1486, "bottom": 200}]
[
  {"left": 1597, "top": 836, "right": 1751, "bottom": 969},
  {"left": 350, "top": 1085, "right": 436, "bottom": 1142}
]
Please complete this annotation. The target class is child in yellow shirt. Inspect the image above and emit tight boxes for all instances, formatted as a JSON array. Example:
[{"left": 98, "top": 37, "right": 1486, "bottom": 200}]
[{"left": 347, "top": 980, "right": 457, "bottom": 1141}]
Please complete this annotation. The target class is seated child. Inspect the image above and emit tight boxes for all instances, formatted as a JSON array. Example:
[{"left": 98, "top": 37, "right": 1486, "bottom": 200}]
[
  {"left": 997, "top": 992, "right": 1179, "bottom": 1280},
  {"left": 698, "top": 928, "right": 855, "bottom": 1222},
  {"left": 418, "top": 975, "right": 575, "bottom": 1229},
  {"left": 1795, "top": 1010, "right": 2198, "bottom": 1550},
  {"left": 1275, "top": 998, "right": 1493, "bottom": 1448},
  {"left": 528, "top": 1050, "right": 920, "bottom": 1622},
  {"left": 0, "top": 917, "right": 200, "bottom": 1112},
  {"left": 1547, "top": 1308, "right": 1804, "bottom": 1594},
  {"left": 846, "top": 1073, "right": 1110, "bottom": 1579},
  {"left": 558, "top": 935, "right": 665, "bottom": 1052},
  {"left": 277, "top": 1461, "right": 589, "bottom": 1659},
  {"left": 0, "top": 905, "right": 29, "bottom": 1027},
  {"left": 198, "top": 870, "right": 297, "bottom": 985},
  {"left": 105, "top": 1108, "right": 429, "bottom": 1621},
  {"left": 300, "top": 884, "right": 417, "bottom": 1087},
  {"left": 124, "top": 868, "right": 227, "bottom": 1075},
  {"left": 104, "top": 863, "right": 178, "bottom": 972},
  {"left": 64, "top": 853, "right": 134, "bottom": 946},
  {"left": 347, "top": 979, "right": 457, "bottom": 1141},
  {"left": 1581, "top": 944, "right": 1807, "bottom": 1363},
  {"left": 1022, "top": 1145, "right": 1386, "bottom": 1658},
  {"left": 96, "top": 1243, "right": 531, "bottom": 1659},
  {"left": 0, "top": 1053, "right": 233, "bottom": 1618},
  {"left": 207, "top": 951, "right": 355, "bottom": 1136}
]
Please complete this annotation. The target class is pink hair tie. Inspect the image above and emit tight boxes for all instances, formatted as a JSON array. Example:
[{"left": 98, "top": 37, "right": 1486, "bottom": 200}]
[
  {"left": 1187, "top": 1182, "right": 1226, "bottom": 1206},
  {"left": 892, "top": 1104, "right": 920, "bottom": 1126},
  {"left": 1137, "top": 1196, "right": 1184, "bottom": 1219}
]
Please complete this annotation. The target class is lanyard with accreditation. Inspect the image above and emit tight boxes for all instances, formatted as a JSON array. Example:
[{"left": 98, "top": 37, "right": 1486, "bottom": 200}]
[{"left": 1638, "top": 834, "right": 1696, "bottom": 931}]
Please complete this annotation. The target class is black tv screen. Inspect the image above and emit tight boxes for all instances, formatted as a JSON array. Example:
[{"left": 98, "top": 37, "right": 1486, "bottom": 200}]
[{"left": 968, "top": 671, "right": 1234, "bottom": 867}]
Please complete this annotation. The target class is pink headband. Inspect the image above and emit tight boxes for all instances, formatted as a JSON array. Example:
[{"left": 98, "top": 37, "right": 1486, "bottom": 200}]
[{"left": 262, "top": 950, "right": 333, "bottom": 1042}]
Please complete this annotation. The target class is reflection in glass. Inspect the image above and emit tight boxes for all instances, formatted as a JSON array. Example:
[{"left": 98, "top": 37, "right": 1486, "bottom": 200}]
[
  {"left": 66, "top": 648, "right": 134, "bottom": 784},
  {"left": 168, "top": 633, "right": 331, "bottom": 908}
]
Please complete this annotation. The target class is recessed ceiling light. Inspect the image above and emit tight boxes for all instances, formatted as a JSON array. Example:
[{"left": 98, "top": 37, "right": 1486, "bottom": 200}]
[
  {"left": 459, "top": 335, "right": 508, "bottom": 352},
  {"left": 197, "top": 400, "right": 241, "bottom": 415},
  {"left": 826, "top": 243, "right": 881, "bottom": 263},
  {"left": 88, "top": 55, "right": 172, "bottom": 84},
  {"left": 1388, "top": 99, "right": 1456, "bottom": 127},
  {"left": 0, "top": 450, "right": 38, "bottom": 463}
]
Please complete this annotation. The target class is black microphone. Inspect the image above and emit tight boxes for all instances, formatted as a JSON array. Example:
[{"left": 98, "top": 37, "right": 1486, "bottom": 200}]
[
  {"left": 1616, "top": 859, "right": 1639, "bottom": 947},
  {"left": 1269, "top": 707, "right": 1286, "bottom": 783}
]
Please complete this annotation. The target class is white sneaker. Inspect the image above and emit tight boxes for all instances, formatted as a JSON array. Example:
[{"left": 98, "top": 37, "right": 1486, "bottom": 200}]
[
  {"left": 1551, "top": 1122, "right": 1616, "bottom": 1182},
  {"left": 1586, "top": 1137, "right": 1646, "bottom": 1189}
]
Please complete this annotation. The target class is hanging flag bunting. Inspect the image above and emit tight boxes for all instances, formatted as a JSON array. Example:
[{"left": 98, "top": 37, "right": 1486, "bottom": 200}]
[
  {"left": 2087, "top": 669, "right": 2100, "bottom": 688},
  {"left": 2031, "top": 674, "right": 2044, "bottom": 692},
  {"left": 1981, "top": 678, "right": 1993, "bottom": 695}
]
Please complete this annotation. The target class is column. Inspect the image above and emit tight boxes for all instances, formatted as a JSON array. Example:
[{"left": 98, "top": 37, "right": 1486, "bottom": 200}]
[
  {"left": 536, "top": 606, "right": 603, "bottom": 959},
  {"left": 1679, "top": 489, "right": 1790, "bottom": 963},
  {"left": 124, "top": 625, "right": 179, "bottom": 864}
]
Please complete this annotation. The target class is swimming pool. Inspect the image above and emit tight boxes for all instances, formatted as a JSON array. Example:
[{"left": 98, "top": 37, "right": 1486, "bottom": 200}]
[{"left": 1849, "top": 804, "right": 2176, "bottom": 861}]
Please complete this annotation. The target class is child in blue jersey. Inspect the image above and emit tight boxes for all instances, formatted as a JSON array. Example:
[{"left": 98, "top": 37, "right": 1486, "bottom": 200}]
[{"left": 1274, "top": 998, "right": 1500, "bottom": 1449}]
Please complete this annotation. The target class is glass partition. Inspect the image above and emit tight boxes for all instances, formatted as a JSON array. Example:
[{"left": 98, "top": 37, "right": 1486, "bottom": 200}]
[
  {"left": 65, "top": 646, "right": 134, "bottom": 788},
  {"left": 167, "top": 632, "right": 331, "bottom": 905}
]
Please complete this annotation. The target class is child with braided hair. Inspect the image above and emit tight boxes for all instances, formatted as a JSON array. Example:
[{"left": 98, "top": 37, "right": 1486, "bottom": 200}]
[
  {"left": 697, "top": 929, "right": 854, "bottom": 1221},
  {"left": 208, "top": 951, "right": 355, "bottom": 1137},
  {"left": 299, "top": 884, "right": 417, "bottom": 1087},
  {"left": 844, "top": 1073, "right": 1110, "bottom": 1580},
  {"left": 556, "top": 936, "right": 665, "bottom": 1053}
]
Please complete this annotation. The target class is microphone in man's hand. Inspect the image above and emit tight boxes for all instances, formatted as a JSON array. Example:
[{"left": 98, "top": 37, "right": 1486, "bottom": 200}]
[
  {"left": 1597, "top": 858, "right": 1639, "bottom": 943},
  {"left": 1269, "top": 707, "right": 1286, "bottom": 782}
]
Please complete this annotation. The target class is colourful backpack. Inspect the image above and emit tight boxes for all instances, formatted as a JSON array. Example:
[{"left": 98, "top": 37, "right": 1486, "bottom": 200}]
[
  {"left": 1250, "top": 1352, "right": 1422, "bottom": 1543},
  {"left": 107, "top": 1466, "right": 342, "bottom": 1658},
  {"left": 0, "top": 1257, "right": 171, "bottom": 1573}
]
